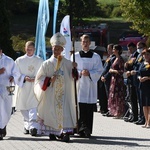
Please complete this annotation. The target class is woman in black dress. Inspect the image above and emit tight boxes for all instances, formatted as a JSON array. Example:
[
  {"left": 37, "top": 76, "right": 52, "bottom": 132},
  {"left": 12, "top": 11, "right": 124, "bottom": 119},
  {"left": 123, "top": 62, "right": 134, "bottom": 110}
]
[{"left": 138, "top": 48, "right": 150, "bottom": 128}]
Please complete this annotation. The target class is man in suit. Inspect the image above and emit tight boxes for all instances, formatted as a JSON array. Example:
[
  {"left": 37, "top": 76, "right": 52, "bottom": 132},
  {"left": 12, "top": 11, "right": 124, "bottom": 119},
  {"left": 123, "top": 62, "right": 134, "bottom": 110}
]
[
  {"left": 100, "top": 44, "right": 116, "bottom": 116},
  {"left": 124, "top": 42, "right": 139, "bottom": 122},
  {"left": 131, "top": 42, "right": 147, "bottom": 125}
]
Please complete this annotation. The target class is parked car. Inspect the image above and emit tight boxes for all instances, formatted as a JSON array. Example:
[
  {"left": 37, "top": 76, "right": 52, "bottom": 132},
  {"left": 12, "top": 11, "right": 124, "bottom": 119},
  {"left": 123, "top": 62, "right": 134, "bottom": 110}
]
[
  {"left": 118, "top": 30, "right": 147, "bottom": 50},
  {"left": 14, "top": 50, "right": 25, "bottom": 59},
  {"left": 90, "top": 45, "right": 107, "bottom": 64},
  {"left": 72, "top": 23, "right": 108, "bottom": 47}
]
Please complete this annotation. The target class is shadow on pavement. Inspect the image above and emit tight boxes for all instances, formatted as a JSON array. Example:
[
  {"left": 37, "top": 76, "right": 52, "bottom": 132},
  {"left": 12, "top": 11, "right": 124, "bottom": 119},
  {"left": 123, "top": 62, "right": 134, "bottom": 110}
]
[
  {"left": 6, "top": 136, "right": 49, "bottom": 141},
  {"left": 5, "top": 135, "right": 150, "bottom": 148},
  {"left": 71, "top": 135, "right": 150, "bottom": 147}
]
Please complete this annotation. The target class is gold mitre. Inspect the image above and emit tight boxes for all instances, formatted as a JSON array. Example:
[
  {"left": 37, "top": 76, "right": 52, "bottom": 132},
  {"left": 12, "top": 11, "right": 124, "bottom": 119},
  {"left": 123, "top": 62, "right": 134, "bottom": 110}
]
[{"left": 50, "top": 32, "right": 66, "bottom": 48}]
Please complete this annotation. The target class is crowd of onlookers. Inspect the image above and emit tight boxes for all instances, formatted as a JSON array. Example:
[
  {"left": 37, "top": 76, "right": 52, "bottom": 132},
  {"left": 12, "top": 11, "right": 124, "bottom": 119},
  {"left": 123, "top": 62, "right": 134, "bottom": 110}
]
[{"left": 98, "top": 41, "right": 150, "bottom": 129}]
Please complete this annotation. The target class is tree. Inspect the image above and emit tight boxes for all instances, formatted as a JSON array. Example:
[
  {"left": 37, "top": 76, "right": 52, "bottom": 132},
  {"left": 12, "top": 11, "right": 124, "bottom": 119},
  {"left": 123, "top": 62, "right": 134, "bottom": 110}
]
[
  {"left": 59, "top": 0, "right": 99, "bottom": 26},
  {"left": 7, "top": 0, "right": 37, "bottom": 14},
  {"left": 0, "top": 0, "right": 14, "bottom": 57},
  {"left": 119, "top": 0, "right": 150, "bottom": 36}
]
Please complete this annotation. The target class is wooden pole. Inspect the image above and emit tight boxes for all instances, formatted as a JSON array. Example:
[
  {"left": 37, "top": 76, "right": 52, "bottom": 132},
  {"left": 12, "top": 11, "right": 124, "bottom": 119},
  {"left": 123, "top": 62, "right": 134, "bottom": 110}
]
[{"left": 71, "top": 27, "right": 79, "bottom": 134}]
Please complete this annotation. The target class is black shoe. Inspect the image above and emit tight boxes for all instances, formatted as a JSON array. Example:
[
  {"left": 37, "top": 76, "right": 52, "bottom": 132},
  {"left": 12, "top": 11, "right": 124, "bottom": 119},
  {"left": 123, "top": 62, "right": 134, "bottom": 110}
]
[
  {"left": 24, "top": 128, "right": 29, "bottom": 134},
  {"left": 124, "top": 118, "right": 129, "bottom": 122},
  {"left": 106, "top": 112, "right": 113, "bottom": 117},
  {"left": 30, "top": 128, "right": 37, "bottom": 136},
  {"left": 11, "top": 107, "right": 16, "bottom": 115},
  {"left": 49, "top": 134, "right": 57, "bottom": 140},
  {"left": 78, "top": 130, "right": 91, "bottom": 138},
  {"left": 123, "top": 111, "right": 130, "bottom": 118},
  {"left": 124, "top": 115, "right": 133, "bottom": 122},
  {"left": 100, "top": 110, "right": 108, "bottom": 114},
  {"left": 0, "top": 134, "right": 3, "bottom": 140},
  {"left": 84, "top": 127, "right": 91, "bottom": 138},
  {"left": 135, "top": 119, "right": 145, "bottom": 125},
  {"left": 84, "top": 133, "right": 91, "bottom": 138},
  {"left": 79, "top": 131, "right": 85, "bottom": 137},
  {"left": 2, "top": 126, "right": 6, "bottom": 137},
  {"left": 61, "top": 133, "right": 70, "bottom": 142},
  {"left": 129, "top": 117, "right": 138, "bottom": 123},
  {"left": 102, "top": 111, "right": 109, "bottom": 116},
  {"left": 134, "top": 120, "right": 139, "bottom": 124},
  {"left": 79, "top": 127, "right": 91, "bottom": 138}
]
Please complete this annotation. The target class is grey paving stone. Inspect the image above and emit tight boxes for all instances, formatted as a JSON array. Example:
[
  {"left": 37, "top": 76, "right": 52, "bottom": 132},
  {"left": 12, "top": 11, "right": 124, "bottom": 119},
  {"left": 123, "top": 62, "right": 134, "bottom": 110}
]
[{"left": 0, "top": 111, "right": 149, "bottom": 150}]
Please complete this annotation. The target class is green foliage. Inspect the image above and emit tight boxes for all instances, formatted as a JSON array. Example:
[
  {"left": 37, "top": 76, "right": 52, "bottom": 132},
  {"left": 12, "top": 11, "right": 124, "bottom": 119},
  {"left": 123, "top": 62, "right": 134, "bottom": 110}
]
[
  {"left": 97, "top": 0, "right": 119, "bottom": 5},
  {"left": 11, "top": 34, "right": 50, "bottom": 52},
  {"left": 111, "top": 6, "right": 123, "bottom": 17},
  {"left": 11, "top": 35, "right": 32, "bottom": 52},
  {"left": 6, "top": 0, "right": 38, "bottom": 14},
  {"left": 6, "top": 0, "right": 27, "bottom": 14},
  {"left": 59, "top": 0, "right": 99, "bottom": 23},
  {"left": 97, "top": 2, "right": 120, "bottom": 18},
  {"left": 97, "top": 3, "right": 112, "bottom": 17},
  {"left": 119, "top": 0, "right": 150, "bottom": 36},
  {"left": 0, "top": 0, "right": 14, "bottom": 57}
]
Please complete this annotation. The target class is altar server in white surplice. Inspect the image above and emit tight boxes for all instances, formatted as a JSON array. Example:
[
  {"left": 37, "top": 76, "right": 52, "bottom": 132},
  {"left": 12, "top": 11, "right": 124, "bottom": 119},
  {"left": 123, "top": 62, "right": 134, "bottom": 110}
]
[
  {"left": 15, "top": 41, "right": 43, "bottom": 136},
  {"left": 71, "top": 34, "right": 103, "bottom": 138},
  {"left": 0, "top": 47, "right": 21, "bottom": 140},
  {"left": 34, "top": 32, "right": 77, "bottom": 142}
]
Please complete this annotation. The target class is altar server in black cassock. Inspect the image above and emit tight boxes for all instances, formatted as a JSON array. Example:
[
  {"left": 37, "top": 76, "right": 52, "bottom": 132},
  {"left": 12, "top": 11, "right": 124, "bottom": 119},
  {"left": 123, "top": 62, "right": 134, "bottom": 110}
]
[{"left": 71, "top": 34, "right": 103, "bottom": 137}]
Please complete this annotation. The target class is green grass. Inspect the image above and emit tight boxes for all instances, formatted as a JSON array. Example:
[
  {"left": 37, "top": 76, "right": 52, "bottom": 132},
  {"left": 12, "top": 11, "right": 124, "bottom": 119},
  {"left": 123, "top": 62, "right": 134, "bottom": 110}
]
[
  {"left": 32, "top": 0, "right": 119, "bottom": 5},
  {"left": 82, "top": 17, "right": 131, "bottom": 29},
  {"left": 31, "top": 0, "right": 39, "bottom": 3},
  {"left": 83, "top": 17, "right": 125, "bottom": 22},
  {"left": 97, "top": 0, "right": 119, "bottom": 5}
]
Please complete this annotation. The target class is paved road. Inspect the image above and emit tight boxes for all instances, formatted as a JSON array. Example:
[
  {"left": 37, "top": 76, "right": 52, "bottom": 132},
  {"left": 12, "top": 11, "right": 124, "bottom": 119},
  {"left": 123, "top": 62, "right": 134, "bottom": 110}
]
[{"left": 0, "top": 111, "right": 150, "bottom": 150}]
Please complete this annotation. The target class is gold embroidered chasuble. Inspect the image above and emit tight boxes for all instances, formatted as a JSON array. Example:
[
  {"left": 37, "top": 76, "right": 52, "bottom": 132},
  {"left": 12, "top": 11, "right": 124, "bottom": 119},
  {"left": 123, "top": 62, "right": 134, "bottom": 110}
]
[{"left": 34, "top": 55, "right": 76, "bottom": 132}]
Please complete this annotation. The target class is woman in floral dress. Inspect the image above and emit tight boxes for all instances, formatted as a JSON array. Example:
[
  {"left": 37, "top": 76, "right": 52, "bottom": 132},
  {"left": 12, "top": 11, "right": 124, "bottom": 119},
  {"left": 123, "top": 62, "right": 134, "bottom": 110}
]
[
  {"left": 108, "top": 44, "right": 125, "bottom": 118},
  {"left": 138, "top": 48, "right": 150, "bottom": 128}
]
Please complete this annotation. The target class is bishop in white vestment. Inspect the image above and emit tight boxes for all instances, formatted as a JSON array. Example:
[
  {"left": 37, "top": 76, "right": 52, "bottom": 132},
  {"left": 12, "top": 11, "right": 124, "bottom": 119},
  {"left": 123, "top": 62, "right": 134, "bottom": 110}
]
[{"left": 34, "top": 33, "right": 77, "bottom": 142}]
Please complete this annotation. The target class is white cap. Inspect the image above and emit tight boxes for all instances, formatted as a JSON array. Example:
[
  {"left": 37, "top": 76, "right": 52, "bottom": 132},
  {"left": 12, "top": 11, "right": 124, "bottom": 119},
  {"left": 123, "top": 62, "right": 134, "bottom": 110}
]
[{"left": 50, "top": 32, "right": 66, "bottom": 47}]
